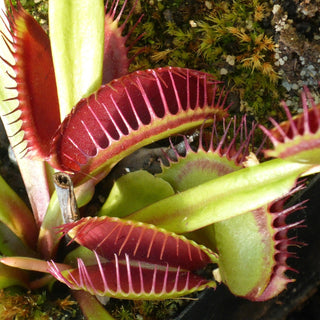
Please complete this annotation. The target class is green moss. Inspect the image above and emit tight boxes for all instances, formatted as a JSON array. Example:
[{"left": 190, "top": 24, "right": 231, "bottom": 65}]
[
  {"left": 106, "top": 297, "right": 186, "bottom": 320},
  {"left": 6, "top": 0, "right": 48, "bottom": 28},
  {"left": 0, "top": 287, "right": 80, "bottom": 320},
  {"left": 127, "top": 0, "right": 285, "bottom": 123},
  {"left": 133, "top": 299, "right": 185, "bottom": 320}
]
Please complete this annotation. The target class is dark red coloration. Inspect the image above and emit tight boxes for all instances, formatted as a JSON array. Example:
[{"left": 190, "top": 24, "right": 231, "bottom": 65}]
[
  {"left": 266, "top": 100, "right": 320, "bottom": 142},
  {"left": 103, "top": 0, "right": 141, "bottom": 84},
  {"left": 165, "top": 115, "right": 264, "bottom": 167},
  {"left": 48, "top": 251, "right": 213, "bottom": 298},
  {"left": 61, "top": 216, "right": 215, "bottom": 271},
  {"left": 2, "top": 3, "right": 60, "bottom": 159},
  {"left": 260, "top": 87, "right": 320, "bottom": 160},
  {"left": 251, "top": 187, "right": 307, "bottom": 301},
  {"left": 48, "top": 216, "right": 217, "bottom": 298},
  {"left": 50, "top": 67, "right": 228, "bottom": 183}
]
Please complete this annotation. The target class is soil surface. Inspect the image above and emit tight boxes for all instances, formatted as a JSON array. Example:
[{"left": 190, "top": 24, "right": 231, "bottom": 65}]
[{"left": 272, "top": 0, "right": 320, "bottom": 108}]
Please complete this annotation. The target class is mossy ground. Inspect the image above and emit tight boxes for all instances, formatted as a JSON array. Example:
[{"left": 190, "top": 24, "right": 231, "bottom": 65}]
[
  {"left": 126, "top": 0, "right": 285, "bottom": 123},
  {"left": 0, "top": 287, "right": 81, "bottom": 320},
  {"left": 7, "top": 0, "right": 48, "bottom": 29}
]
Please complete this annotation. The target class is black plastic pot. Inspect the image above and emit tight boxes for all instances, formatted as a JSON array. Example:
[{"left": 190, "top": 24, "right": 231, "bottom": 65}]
[{"left": 174, "top": 174, "right": 320, "bottom": 320}]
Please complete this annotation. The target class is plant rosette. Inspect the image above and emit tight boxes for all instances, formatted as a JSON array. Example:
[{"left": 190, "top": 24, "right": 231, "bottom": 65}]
[
  {"left": 98, "top": 116, "right": 308, "bottom": 301},
  {"left": 0, "top": 0, "right": 319, "bottom": 319}
]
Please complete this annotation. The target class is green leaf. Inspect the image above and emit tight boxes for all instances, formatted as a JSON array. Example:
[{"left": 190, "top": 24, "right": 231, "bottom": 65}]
[
  {"left": 49, "top": 0, "right": 104, "bottom": 120},
  {"left": 64, "top": 246, "right": 95, "bottom": 266},
  {"left": 158, "top": 151, "right": 240, "bottom": 192},
  {"left": 0, "top": 263, "right": 28, "bottom": 289},
  {"left": 0, "top": 256, "right": 69, "bottom": 273},
  {"left": 0, "top": 222, "right": 36, "bottom": 257},
  {"left": 126, "top": 159, "right": 313, "bottom": 233},
  {"left": 72, "top": 291, "right": 116, "bottom": 320},
  {"left": 0, "top": 175, "right": 37, "bottom": 249},
  {"left": 99, "top": 170, "right": 175, "bottom": 218},
  {"left": 213, "top": 207, "right": 276, "bottom": 298}
]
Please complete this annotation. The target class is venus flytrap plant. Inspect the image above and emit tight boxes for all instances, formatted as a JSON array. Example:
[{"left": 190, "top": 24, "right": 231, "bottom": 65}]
[
  {"left": 0, "top": 0, "right": 228, "bottom": 258},
  {"left": 0, "top": 0, "right": 320, "bottom": 319},
  {"left": 98, "top": 116, "right": 310, "bottom": 301},
  {"left": 0, "top": 0, "right": 226, "bottom": 317},
  {"left": 0, "top": 0, "right": 54, "bottom": 229},
  {"left": 153, "top": 118, "right": 307, "bottom": 301}
]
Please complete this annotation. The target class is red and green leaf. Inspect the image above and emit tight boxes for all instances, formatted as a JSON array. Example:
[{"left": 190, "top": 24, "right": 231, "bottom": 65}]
[
  {"left": 47, "top": 216, "right": 218, "bottom": 299},
  {"left": 212, "top": 195, "right": 305, "bottom": 301},
  {"left": 0, "top": 174, "right": 37, "bottom": 250},
  {"left": 2, "top": 2, "right": 60, "bottom": 159},
  {"left": 0, "top": 262, "right": 29, "bottom": 289},
  {"left": 261, "top": 88, "right": 320, "bottom": 165},
  {"left": 0, "top": 4, "right": 58, "bottom": 226},
  {"left": 157, "top": 116, "right": 257, "bottom": 191},
  {"left": 62, "top": 216, "right": 218, "bottom": 271},
  {"left": 103, "top": 0, "right": 140, "bottom": 84},
  {"left": 49, "top": 67, "right": 228, "bottom": 185}
]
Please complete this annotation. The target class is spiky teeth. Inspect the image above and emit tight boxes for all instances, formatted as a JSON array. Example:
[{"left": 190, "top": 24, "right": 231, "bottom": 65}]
[
  {"left": 1, "top": 3, "right": 60, "bottom": 159},
  {"left": 157, "top": 116, "right": 261, "bottom": 192},
  {"left": 49, "top": 67, "right": 228, "bottom": 185},
  {"left": 260, "top": 87, "right": 320, "bottom": 164},
  {"left": 47, "top": 216, "right": 218, "bottom": 299},
  {"left": 213, "top": 195, "right": 305, "bottom": 301},
  {"left": 103, "top": 0, "right": 141, "bottom": 83},
  {"left": 154, "top": 117, "right": 305, "bottom": 300}
]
